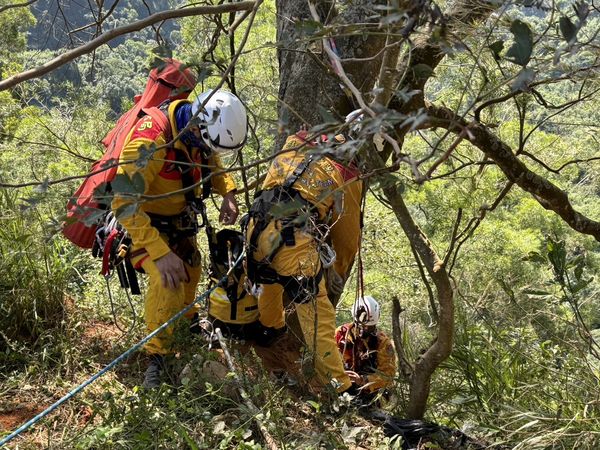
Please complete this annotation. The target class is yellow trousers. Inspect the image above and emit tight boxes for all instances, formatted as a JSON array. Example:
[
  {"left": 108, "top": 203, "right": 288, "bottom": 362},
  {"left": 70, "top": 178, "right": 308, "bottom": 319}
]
[
  {"left": 251, "top": 220, "right": 351, "bottom": 392},
  {"left": 134, "top": 248, "right": 202, "bottom": 355}
]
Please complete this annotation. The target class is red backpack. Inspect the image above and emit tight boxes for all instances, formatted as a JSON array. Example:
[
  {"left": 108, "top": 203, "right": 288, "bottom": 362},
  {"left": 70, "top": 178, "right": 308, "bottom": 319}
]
[{"left": 62, "top": 59, "right": 196, "bottom": 248}]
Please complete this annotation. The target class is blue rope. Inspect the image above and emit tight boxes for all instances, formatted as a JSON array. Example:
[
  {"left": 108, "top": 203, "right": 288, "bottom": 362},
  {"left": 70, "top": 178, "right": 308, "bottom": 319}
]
[{"left": 0, "top": 253, "right": 242, "bottom": 448}]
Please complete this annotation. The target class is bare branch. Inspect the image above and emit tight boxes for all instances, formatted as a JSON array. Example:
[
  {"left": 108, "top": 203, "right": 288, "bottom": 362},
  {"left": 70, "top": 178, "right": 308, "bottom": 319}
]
[
  {"left": 0, "top": 0, "right": 36, "bottom": 15},
  {"left": 428, "top": 105, "right": 600, "bottom": 242},
  {"left": 0, "top": 1, "right": 257, "bottom": 91}
]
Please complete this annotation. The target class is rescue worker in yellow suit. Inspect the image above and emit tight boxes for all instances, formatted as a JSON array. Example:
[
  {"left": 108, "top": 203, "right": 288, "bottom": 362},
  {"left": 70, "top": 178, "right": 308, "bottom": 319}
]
[
  {"left": 112, "top": 90, "right": 247, "bottom": 388},
  {"left": 245, "top": 129, "right": 363, "bottom": 393},
  {"left": 336, "top": 296, "right": 396, "bottom": 401}
]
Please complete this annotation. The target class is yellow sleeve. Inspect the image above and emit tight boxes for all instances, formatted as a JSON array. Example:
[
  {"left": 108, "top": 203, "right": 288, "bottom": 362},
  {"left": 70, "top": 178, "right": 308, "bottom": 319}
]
[
  {"left": 329, "top": 179, "right": 363, "bottom": 278},
  {"left": 365, "top": 333, "right": 396, "bottom": 392},
  {"left": 208, "top": 153, "right": 237, "bottom": 196},
  {"left": 111, "top": 134, "right": 171, "bottom": 261}
]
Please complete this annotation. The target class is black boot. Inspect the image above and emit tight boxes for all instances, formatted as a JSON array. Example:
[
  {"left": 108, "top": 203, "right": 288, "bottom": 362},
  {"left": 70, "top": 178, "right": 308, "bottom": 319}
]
[{"left": 143, "top": 354, "right": 164, "bottom": 389}]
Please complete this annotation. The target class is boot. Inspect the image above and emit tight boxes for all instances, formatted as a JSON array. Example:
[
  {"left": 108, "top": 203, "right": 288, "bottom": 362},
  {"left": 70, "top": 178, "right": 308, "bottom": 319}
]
[{"left": 142, "top": 354, "right": 164, "bottom": 389}]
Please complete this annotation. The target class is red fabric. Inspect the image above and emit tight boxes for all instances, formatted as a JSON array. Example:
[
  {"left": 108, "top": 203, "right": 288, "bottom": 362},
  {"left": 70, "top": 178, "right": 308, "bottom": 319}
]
[
  {"left": 127, "top": 114, "right": 164, "bottom": 142},
  {"left": 331, "top": 160, "right": 359, "bottom": 182},
  {"left": 62, "top": 59, "right": 196, "bottom": 249},
  {"left": 101, "top": 229, "right": 120, "bottom": 276}
]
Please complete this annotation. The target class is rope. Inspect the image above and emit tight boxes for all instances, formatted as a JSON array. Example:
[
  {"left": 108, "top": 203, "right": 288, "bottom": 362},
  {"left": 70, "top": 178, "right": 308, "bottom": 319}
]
[{"left": 0, "top": 252, "right": 243, "bottom": 448}]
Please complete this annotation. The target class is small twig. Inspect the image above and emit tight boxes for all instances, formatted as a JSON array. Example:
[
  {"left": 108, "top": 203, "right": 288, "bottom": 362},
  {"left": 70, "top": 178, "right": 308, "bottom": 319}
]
[
  {"left": 215, "top": 328, "right": 279, "bottom": 450},
  {"left": 0, "top": 0, "right": 36, "bottom": 14},
  {"left": 422, "top": 128, "right": 470, "bottom": 181},
  {"left": 0, "top": 1, "right": 257, "bottom": 91}
]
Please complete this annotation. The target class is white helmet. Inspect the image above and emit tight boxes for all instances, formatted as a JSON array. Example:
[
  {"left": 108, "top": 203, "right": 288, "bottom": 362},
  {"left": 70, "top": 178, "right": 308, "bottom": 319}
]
[
  {"left": 345, "top": 109, "right": 364, "bottom": 138},
  {"left": 344, "top": 108, "right": 384, "bottom": 151},
  {"left": 352, "top": 296, "right": 381, "bottom": 326},
  {"left": 192, "top": 89, "right": 248, "bottom": 153}
]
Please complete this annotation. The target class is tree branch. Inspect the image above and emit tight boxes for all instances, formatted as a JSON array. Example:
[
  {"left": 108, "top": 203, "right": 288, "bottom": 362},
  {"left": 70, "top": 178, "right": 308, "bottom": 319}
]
[
  {"left": 0, "top": 0, "right": 36, "bottom": 15},
  {"left": 0, "top": 1, "right": 256, "bottom": 91},
  {"left": 427, "top": 105, "right": 600, "bottom": 242}
]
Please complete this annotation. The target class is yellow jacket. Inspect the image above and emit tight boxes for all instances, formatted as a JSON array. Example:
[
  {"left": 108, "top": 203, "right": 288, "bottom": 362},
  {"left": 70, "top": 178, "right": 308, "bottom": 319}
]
[
  {"left": 112, "top": 100, "right": 236, "bottom": 261},
  {"left": 335, "top": 323, "right": 396, "bottom": 392},
  {"left": 261, "top": 132, "right": 363, "bottom": 278}
]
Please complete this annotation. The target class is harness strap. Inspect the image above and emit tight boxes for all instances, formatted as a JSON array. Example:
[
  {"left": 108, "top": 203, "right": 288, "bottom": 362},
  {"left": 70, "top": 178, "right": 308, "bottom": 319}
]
[
  {"left": 101, "top": 229, "right": 120, "bottom": 277},
  {"left": 282, "top": 154, "right": 313, "bottom": 190}
]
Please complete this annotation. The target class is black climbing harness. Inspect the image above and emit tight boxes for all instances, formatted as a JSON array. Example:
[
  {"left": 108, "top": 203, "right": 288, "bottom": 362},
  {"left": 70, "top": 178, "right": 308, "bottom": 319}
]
[{"left": 244, "top": 154, "right": 330, "bottom": 303}]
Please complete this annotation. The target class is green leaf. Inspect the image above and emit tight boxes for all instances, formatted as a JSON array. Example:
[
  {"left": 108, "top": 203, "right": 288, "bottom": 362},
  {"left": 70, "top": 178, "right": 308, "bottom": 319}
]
[
  {"left": 488, "top": 40, "right": 504, "bottom": 61},
  {"left": 306, "top": 400, "right": 321, "bottom": 413},
  {"left": 111, "top": 174, "right": 136, "bottom": 195},
  {"left": 522, "top": 251, "right": 547, "bottom": 264},
  {"left": 547, "top": 238, "right": 567, "bottom": 281},
  {"left": 269, "top": 198, "right": 306, "bottom": 219},
  {"left": 150, "top": 45, "right": 173, "bottom": 70},
  {"left": 81, "top": 208, "right": 108, "bottom": 227},
  {"left": 316, "top": 105, "right": 336, "bottom": 124},
  {"left": 571, "top": 278, "right": 592, "bottom": 294},
  {"left": 131, "top": 172, "right": 146, "bottom": 194},
  {"left": 34, "top": 178, "right": 49, "bottom": 194},
  {"left": 115, "top": 203, "right": 138, "bottom": 220},
  {"left": 506, "top": 20, "right": 533, "bottom": 66},
  {"left": 295, "top": 20, "right": 323, "bottom": 36},
  {"left": 559, "top": 16, "right": 577, "bottom": 43},
  {"left": 137, "top": 143, "right": 155, "bottom": 168},
  {"left": 510, "top": 68, "right": 535, "bottom": 92}
]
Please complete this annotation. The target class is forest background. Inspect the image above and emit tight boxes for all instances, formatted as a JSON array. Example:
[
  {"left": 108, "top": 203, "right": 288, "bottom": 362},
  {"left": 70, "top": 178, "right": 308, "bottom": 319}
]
[{"left": 0, "top": 0, "right": 599, "bottom": 448}]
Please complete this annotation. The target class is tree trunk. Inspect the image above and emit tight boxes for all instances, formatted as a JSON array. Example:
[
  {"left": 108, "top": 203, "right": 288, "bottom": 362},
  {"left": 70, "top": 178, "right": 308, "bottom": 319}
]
[{"left": 276, "top": 0, "right": 455, "bottom": 419}]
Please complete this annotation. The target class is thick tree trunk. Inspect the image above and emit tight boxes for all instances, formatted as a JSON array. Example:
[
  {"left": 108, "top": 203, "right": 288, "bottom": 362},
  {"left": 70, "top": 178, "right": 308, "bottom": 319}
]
[
  {"left": 276, "top": 0, "right": 456, "bottom": 419},
  {"left": 275, "top": 0, "right": 385, "bottom": 148}
]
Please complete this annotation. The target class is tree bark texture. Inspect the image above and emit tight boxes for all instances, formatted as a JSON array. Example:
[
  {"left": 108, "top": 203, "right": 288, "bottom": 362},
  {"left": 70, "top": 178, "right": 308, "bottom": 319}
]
[{"left": 275, "top": 0, "right": 386, "bottom": 149}]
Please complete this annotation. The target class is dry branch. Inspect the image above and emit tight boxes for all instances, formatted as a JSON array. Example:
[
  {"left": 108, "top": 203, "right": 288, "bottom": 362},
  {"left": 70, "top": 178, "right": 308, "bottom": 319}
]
[
  {"left": 0, "top": 0, "right": 36, "bottom": 14},
  {"left": 427, "top": 105, "right": 600, "bottom": 242},
  {"left": 0, "top": 1, "right": 256, "bottom": 91}
]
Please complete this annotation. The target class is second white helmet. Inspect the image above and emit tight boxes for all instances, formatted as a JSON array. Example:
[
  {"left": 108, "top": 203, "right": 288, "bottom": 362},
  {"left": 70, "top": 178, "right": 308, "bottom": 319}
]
[
  {"left": 352, "top": 296, "right": 381, "bottom": 326},
  {"left": 192, "top": 89, "right": 248, "bottom": 153}
]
